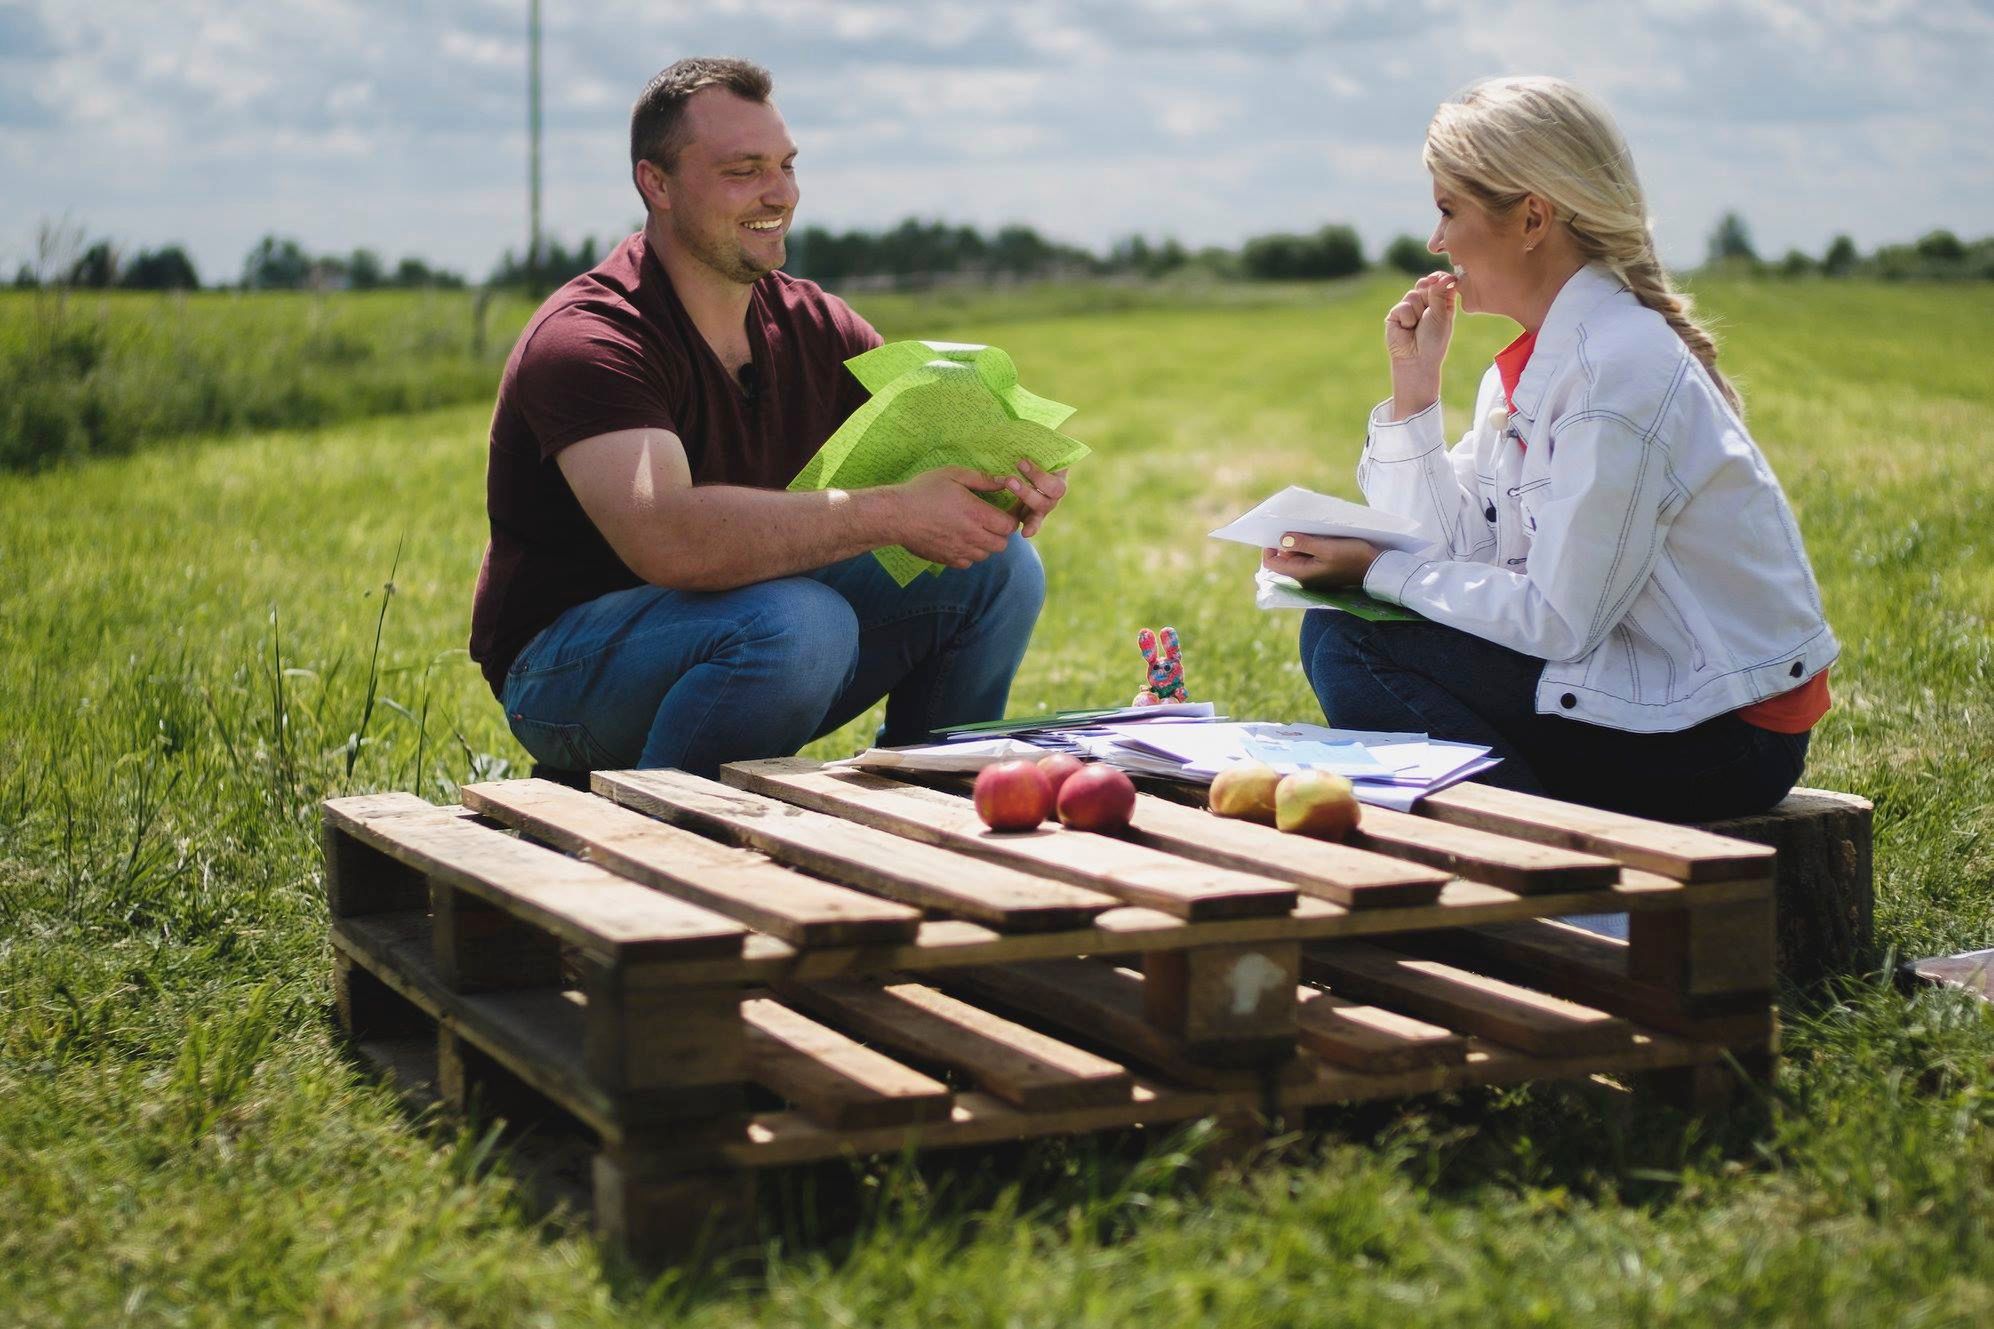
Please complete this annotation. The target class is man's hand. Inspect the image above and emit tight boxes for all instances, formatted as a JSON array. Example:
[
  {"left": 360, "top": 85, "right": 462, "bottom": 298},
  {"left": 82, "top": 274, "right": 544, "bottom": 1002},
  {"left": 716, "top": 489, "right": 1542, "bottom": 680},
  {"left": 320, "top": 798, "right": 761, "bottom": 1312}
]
[
  {"left": 1002, "top": 458, "right": 1069, "bottom": 538},
  {"left": 890, "top": 466, "right": 1020, "bottom": 569},
  {"left": 1262, "top": 533, "right": 1382, "bottom": 589}
]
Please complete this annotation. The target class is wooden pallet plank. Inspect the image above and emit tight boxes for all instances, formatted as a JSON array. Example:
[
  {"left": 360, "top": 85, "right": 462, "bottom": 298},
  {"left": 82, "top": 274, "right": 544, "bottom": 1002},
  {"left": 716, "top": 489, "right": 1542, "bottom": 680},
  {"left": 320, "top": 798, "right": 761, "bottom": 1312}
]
[
  {"left": 942, "top": 960, "right": 1304, "bottom": 1089},
  {"left": 1294, "top": 986, "right": 1468, "bottom": 1072},
  {"left": 722, "top": 759, "right": 1295, "bottom": 921},
  {"left": 594, "top": 768, "right": 1117, "bottom": 931},
  {"left": 1417, "top": 783, "right": 1776, "bottom": 883},
  {"left": 1407, "top": 920, "right": 1776, "bottom": 1045},
  {"left": 323, "top": 793, "right": 745, "bottom": 965},
  {"left": 1303, "top": 941, "right": 1634, "bottom": 1055},
  {"left": 742, "top": 996, "right": 953, "bottom": 1130},
  {"left": 1347, "top": 803, "right": 1622, "bottom": 894},
  {"left": 1111, "top": 790, "right": 1452, "bottom": 909},
  {"left": 461, "top": 779, "right": 921, "bottom": 947},
  {"left": 776, "top": 979, "right": 1133, "bottom": 1111}
]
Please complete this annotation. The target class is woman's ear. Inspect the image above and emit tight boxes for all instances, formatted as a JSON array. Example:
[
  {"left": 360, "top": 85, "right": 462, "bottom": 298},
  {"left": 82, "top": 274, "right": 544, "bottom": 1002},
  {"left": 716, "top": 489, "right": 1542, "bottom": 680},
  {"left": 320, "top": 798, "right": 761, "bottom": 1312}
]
[{"left": 1521, "top": 194, "right": 1554, "bottom": 251}]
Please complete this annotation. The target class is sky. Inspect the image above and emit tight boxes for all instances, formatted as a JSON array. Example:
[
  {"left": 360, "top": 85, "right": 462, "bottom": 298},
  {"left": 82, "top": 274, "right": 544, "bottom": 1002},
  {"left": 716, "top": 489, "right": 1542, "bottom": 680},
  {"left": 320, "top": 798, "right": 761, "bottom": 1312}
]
[{"left": 2, "top": 0, "right": 1990, "bottom": 285}]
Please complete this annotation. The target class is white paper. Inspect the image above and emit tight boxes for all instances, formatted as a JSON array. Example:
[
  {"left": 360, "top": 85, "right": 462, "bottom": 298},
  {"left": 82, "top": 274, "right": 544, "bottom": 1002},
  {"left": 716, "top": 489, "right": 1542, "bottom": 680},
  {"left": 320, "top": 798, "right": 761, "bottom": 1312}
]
[
  {"left": 1211, "top": 486, "right": 1436, "bottom": 554},
  {"left": 831, "top": 737, "right": 1049, "bottom": 772}
]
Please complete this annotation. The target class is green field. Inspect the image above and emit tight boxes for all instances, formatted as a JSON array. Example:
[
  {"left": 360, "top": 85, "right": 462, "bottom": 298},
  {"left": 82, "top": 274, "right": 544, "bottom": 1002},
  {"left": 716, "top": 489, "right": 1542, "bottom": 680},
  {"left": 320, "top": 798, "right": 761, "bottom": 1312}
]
[{"left": 2, "top": 275, "right": 1991, "bottom": 1325}]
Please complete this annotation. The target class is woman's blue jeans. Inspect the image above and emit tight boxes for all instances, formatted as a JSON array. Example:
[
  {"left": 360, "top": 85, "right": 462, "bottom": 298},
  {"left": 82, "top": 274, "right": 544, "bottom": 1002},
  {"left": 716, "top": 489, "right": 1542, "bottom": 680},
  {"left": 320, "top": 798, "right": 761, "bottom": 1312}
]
[
  {"left": 1299, "top": 610, "right": 1809, "bottom": 823},
  {"left": 501, "top": 534, "right": 1045, "bottom": 778}
]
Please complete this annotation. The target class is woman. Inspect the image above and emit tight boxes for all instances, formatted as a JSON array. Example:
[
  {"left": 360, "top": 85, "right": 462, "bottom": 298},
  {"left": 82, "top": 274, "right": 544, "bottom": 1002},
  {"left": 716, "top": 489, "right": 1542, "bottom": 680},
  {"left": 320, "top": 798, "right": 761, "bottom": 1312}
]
[{"left": 1264, "top": 76, "right": 1836, "bottom": 822}]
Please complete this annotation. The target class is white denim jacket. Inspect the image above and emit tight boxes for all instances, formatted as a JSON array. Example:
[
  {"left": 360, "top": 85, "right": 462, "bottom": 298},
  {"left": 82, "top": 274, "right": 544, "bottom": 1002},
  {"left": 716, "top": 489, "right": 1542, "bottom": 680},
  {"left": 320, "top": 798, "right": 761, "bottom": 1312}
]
[{"left": 1358, "top": 262, "right": 1838, "bottom": 733}]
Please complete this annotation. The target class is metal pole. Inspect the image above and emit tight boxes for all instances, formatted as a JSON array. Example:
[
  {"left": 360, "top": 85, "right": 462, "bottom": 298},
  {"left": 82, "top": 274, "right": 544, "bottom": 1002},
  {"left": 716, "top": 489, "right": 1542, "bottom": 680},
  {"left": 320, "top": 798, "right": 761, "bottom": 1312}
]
[{"left": 527, "top": 0, "right": 543, "bottom": 286}]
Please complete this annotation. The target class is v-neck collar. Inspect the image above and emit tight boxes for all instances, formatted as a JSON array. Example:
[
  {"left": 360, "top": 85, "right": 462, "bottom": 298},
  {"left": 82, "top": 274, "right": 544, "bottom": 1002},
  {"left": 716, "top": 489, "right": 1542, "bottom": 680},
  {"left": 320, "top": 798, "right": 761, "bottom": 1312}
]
[
  {"left": 1507, "top": 262, "right": 1630, "bottom": 420},
  {"left": 643, "top": 234, "right": 767, "bottom": 403}
]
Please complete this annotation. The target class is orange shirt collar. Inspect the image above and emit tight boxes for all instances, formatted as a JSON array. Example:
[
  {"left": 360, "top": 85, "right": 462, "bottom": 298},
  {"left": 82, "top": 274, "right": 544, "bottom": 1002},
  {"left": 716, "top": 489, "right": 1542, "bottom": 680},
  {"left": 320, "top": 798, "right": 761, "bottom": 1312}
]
[{"left": 1495, "top": 329, "right": 1538, "bottom": 413}]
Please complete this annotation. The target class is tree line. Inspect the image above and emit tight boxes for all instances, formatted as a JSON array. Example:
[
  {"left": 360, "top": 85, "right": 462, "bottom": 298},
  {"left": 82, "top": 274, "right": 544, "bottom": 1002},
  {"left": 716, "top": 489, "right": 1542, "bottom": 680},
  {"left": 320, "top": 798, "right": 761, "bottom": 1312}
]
[{"left": 16, "top": 214, "right": 1993, "bottom": 294}]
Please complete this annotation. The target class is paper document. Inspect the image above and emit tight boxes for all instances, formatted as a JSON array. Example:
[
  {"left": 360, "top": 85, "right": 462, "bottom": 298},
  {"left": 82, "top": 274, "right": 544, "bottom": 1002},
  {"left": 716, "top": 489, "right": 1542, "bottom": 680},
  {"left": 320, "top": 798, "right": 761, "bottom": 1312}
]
[
  {"left": 1255, "top": 568, "right": 1424, "bottom": 621},
  {"left": 940, "top": 701, "right": 1216, "bottom": 738},
  {"left": 1210, "top": 485, "right": 1435, "bottom": 554},
  {"left": 830, "top": 737, "right": 1051, "bottom": 773},
  {"left": 790, "top": 340, "right": 1092, "bottom": 585}
]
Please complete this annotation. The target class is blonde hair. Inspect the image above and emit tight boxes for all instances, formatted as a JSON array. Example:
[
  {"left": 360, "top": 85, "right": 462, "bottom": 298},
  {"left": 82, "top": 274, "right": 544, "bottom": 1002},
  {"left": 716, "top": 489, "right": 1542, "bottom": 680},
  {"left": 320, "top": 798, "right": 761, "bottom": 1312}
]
[{"left": 1423, "top": 76, "right": 1741, "bottom": 414}]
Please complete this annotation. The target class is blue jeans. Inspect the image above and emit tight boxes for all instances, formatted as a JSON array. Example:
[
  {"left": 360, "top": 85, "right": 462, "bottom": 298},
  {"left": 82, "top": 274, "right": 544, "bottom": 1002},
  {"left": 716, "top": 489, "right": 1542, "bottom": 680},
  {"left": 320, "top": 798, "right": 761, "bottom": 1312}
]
[
  {"left": 1299, "top": 610, "right": 1809, "bottom": 823},
  {"left": 501, "top": 534, "right": 1045, "bottom": 778}
]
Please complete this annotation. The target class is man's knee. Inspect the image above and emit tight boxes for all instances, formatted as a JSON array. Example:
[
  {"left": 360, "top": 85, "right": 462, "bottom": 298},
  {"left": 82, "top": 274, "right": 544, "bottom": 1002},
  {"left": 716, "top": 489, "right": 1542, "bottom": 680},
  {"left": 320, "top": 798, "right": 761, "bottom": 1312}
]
[
  {"left": 734, "top": 579, "right": 861, "bottom": 702},
  {"left": 976, "top": 533, "right": 1047, "bottom": 631}
]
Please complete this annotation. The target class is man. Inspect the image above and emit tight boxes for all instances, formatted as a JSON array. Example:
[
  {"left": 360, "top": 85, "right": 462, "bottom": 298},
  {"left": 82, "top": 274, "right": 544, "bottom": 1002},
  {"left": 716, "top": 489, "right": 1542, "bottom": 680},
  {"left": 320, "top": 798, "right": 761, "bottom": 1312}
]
[{"left": 469, "top": 58, "right": 1066, "bottom": 778}]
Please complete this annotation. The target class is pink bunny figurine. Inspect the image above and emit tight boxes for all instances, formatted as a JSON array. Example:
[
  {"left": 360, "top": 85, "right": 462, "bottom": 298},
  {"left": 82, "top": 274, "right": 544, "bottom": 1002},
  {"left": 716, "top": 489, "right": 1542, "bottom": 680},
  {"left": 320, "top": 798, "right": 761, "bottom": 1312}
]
[{"left": 1132, "top": 626, "right": 1189, "bottom": 706}]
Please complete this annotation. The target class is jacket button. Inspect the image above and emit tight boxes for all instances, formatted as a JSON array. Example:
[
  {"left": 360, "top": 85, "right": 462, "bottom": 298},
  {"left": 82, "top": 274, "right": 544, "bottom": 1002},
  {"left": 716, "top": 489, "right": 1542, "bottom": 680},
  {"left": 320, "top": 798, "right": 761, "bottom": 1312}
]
[
  {"left": 1484, "top": 503, "right": 1497, "bottom": 523},
  {"left": 1790, "top": 661, "right": 1804, "bottom": 678},
  {"left": 1560, "top": 693, "right": 1577, "bottom": 709}
]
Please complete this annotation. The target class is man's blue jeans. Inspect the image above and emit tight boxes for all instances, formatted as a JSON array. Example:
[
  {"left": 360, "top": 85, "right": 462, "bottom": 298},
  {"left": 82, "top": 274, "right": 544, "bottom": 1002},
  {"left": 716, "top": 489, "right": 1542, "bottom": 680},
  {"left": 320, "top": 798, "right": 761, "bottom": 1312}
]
[
  {"left": 501, "top": 534, "right": 1045, "bottom": 778},
  {"left": 1299, "top": 609, "right": 1809, "bottom": 823}
]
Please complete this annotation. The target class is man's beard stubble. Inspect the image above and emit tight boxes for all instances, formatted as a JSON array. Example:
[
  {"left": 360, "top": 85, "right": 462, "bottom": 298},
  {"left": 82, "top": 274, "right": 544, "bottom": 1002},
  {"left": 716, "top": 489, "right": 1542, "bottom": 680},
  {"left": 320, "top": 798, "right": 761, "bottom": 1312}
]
[{"left": 672, "top": 211, "right": 780, "bottom": 285}]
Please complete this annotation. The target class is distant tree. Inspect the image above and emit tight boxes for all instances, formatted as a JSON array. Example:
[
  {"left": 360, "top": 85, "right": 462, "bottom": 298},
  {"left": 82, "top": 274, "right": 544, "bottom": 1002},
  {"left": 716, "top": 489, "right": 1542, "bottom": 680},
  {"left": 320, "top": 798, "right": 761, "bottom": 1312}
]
[
  {"left": 1778, "top": 249, "right": 1815, "bottom": 278},
  {"left": 67, "top": 240, "right": 120, "bottom": 288},
  {"left": 120, "top": 245, "right": 200, "bottom": 290},
  {"left": 347, "top": 248, "right": 385, "bottom": 290},
  {"left": 988, "top": 224, "right": 1054, "bottom": 279},
  {"left": 243, "top": 234, "right": 311, "bottom": 290},
  {"left": 12, "top": 264, "right": 36, "bottom": 289},
  {"left": 1914, "top": 229, "right": 1965, "bottom": 263},
  {"left": 390, "top": 255, "right": 465, "bottom": 288},
  {"left": 1384, "top": 234, "right": 1443, "bottom": 276},
  {"left": 1241, "top": 225, "right": 1365, "bottom": 281},
  {"left": 1706, "top": 211, "right": 1757, "bottom": 265},
  {"left": 1821, "top": 234, "right": 1860, "bottom": 276}
]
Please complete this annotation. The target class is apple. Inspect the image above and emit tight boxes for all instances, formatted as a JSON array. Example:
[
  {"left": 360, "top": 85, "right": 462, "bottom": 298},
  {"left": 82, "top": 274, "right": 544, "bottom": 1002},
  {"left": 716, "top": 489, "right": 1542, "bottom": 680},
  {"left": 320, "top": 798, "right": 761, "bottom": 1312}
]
[
  {"left": 1056, "top": 764, "right": 1137, "bottom": 833},
  {"left": 1275, "top": 769, "right": 1362, "bottom": 841},
  {"left": 1037, "top": 753, "right": 1087, "bottom": 798},
  {"left": 973, "top": 759, "right": 1054, "bottom": 831},
  {"left": 1208, "top": 760, "right": 1281, "bottom": 824}
]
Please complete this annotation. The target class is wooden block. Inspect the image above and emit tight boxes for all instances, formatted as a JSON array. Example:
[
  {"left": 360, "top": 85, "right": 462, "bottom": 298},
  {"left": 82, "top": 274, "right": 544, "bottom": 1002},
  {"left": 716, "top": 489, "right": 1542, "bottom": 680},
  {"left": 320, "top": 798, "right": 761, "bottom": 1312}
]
[
  {"left": 1303, "top": 941, "right": 1633, "bottom": 1055},
  {"left": 583, "top": 962, "right": 746, "bottom": 1108},
  {"left": 323, "top": 793, "right": 747, "bottom": 966},
  {"left": 430, "top": 881, "right": 563, "bottom": 992},
  {"left": 594, "top": 768, "right": 1120, "bottom": 931},
  {"left": 1417, "top": 782, "right": 1776, "bottom": 882},
  {"left": 322, "top": 812, "right": 428, "bottom": 917},
  {"left": 1294, "top": 986, "right": 1468, "bottom": 1072},
  {"left": 743, "top": 996, "right": 952, "bottom": 1129},
  {"left": 592, "top": 1153, "right": 757, "bottom": 1268},
  {"left": 1116, "top": 791, "right": 1451, "bottom": 909},
  {"left": 942, "top": 960, "right": 1308, "bottom": 1090},
  {"left": 1349, "top": 803, "right": 1622, "bottom": 894},
  {"left": 334, "top": 950, "right": 431, "bottom": 1040},
  {"left": 461, "top": 778, "right": 921, "bottom": 947},
  {"left": 777, "top": 979, "right": 1133, "bottom": 1111},
  {"left": 1142, "top": 941, "right": 1300, "bottom": 1065},
  {"left": 723, "top": 758, "right": 1296, "bottom": 921},
  {"left": 1628, "top": 900, "right": 1776, "bottom": 999}
]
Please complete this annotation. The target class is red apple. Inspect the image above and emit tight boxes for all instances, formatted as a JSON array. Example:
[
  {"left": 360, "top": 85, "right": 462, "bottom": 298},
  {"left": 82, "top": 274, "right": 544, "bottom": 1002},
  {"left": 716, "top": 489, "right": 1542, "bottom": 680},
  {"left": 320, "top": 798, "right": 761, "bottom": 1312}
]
[
  {"left": 1056, "top": 764, "right": 1137, "bottom": 833},
  {"left": 973, "top": 759, "right": 1054, "bottom": 831},
  {"left": 1036, "top": 753, "right": 1087, "bottom": 798}
]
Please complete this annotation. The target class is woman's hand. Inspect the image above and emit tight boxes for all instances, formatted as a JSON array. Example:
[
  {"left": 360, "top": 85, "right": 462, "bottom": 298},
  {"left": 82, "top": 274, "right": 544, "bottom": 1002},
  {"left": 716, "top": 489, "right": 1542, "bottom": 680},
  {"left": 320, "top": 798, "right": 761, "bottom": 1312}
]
[
  {"left": 1262, "top": 534, "right": 1382, "bottom": 589},
  {"left": 1384, "top": 271, "right": 1458, "bottom": 419}
]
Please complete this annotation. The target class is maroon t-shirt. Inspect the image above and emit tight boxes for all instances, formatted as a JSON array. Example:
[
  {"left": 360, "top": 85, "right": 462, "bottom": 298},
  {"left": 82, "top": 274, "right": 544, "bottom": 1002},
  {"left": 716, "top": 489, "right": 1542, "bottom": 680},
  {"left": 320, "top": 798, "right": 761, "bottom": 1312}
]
[{"left": 468, "top": 231, "right": 882, "bottom": 694}]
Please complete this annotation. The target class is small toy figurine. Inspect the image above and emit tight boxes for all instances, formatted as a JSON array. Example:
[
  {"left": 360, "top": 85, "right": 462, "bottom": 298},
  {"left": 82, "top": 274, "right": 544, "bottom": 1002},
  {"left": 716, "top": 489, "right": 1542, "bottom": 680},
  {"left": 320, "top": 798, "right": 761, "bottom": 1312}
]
[{"left": 1133, "top": 626, "right": 1189, "bottom": 706}]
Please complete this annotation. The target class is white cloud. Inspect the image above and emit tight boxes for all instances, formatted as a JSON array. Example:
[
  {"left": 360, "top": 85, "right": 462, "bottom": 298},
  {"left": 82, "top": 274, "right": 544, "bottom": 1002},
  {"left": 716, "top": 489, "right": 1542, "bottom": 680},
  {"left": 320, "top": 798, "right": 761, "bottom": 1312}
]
[{"left": 0, "top": 0, "right": 1988, "bottom": 281}]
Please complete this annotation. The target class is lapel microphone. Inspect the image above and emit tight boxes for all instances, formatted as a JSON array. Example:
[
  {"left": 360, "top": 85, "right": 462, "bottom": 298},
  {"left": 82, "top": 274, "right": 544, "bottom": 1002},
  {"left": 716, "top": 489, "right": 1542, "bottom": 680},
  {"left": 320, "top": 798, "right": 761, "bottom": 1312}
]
[{"left": 737, "top": 362, "right": 759, "bottom": 403}]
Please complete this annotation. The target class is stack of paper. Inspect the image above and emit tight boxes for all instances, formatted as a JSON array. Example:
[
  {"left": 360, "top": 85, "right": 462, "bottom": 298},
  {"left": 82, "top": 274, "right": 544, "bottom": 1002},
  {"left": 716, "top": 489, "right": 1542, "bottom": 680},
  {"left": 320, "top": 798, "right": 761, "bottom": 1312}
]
[
  {"left": 1210, "top": 487, "right": 1435, "bottom": 620},
  {"left": 833, "top": 709, "right": 1499, "bottom": 811}
]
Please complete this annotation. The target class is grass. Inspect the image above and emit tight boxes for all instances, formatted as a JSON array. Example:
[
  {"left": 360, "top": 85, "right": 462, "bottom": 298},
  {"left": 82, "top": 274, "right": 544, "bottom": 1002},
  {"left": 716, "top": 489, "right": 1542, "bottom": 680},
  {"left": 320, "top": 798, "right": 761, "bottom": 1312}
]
[
  {"left": 1, "top": 274, "right": 1991, "bottom": 1325},
  {"left": 0, "top": 287, "right": 540, "bottom": 470}
]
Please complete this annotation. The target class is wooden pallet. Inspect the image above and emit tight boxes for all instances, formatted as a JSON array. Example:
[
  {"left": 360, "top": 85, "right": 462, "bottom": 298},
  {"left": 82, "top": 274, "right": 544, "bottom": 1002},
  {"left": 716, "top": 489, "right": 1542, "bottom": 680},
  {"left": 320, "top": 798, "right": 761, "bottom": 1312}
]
[{"left": 324, "top": 758, "right": 1779, "bottom": 1263}]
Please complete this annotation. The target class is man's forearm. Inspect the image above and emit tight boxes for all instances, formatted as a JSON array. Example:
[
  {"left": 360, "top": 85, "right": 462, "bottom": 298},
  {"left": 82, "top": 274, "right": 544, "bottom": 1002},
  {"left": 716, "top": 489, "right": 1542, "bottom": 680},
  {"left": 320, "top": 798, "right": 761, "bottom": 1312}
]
[{"left": 630, "top": 483, "right": 900, "bottom": 591}]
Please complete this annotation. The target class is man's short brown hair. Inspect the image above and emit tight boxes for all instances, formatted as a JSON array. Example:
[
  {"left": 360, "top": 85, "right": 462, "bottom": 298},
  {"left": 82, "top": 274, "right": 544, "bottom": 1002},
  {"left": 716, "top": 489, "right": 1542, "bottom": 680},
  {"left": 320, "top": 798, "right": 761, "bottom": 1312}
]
[{"left": 630, "top": 57, "right": 773, "bottom": 174}]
